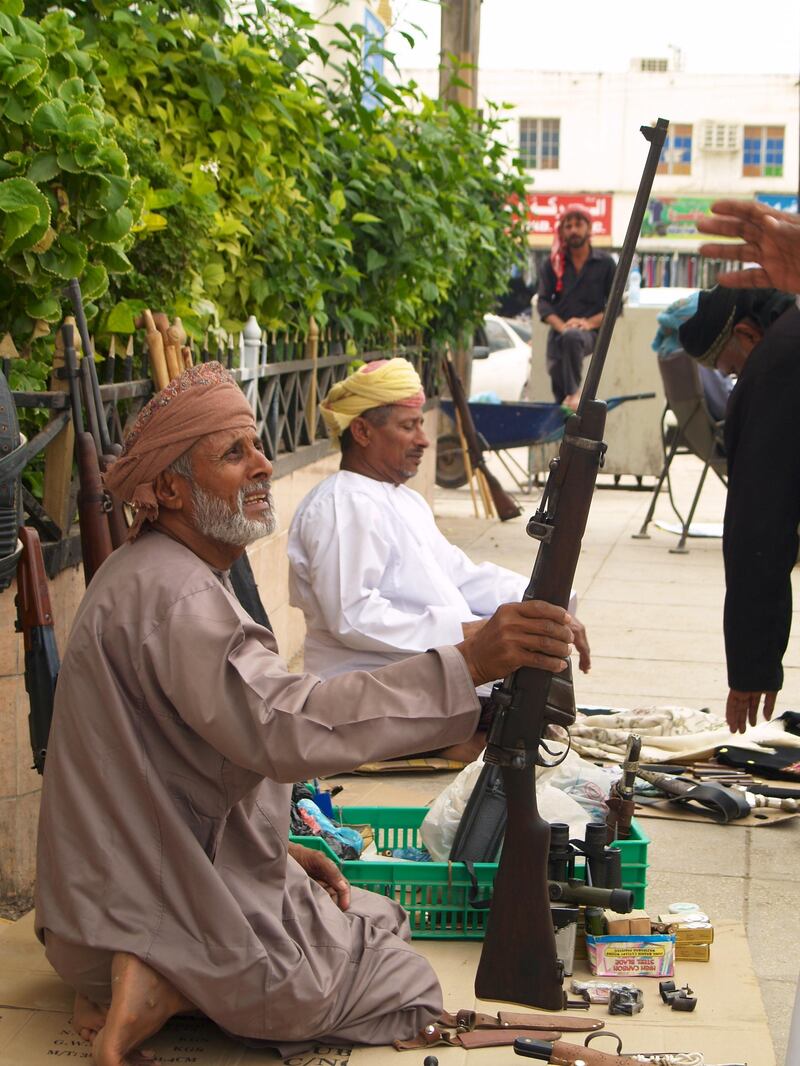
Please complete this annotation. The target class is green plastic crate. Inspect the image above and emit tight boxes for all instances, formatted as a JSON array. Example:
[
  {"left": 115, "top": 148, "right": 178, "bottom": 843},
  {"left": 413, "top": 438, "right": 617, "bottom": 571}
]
[{"left": 290, "top": 805, "right": 649, "bottom": 940}]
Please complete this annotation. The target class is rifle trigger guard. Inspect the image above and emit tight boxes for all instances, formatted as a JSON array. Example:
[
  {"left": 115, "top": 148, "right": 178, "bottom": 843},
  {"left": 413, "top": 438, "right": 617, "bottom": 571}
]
[{"left": 537, "top": 734, "right": 572, "bottom": 768}]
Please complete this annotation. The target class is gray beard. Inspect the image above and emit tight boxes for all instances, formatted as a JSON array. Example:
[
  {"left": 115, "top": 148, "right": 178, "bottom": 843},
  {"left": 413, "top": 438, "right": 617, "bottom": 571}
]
[{"left": 191, "top": 481, "right": 276, "bottom": 547}]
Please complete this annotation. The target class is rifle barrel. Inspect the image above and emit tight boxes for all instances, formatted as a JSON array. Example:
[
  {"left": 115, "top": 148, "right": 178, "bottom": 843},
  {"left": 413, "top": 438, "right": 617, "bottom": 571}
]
[
  {"left": 578, "top": 119, "right": 669, "bottom": 412},
  {"left": 68, "top": 278, "right": 113, "bottom": 455}
]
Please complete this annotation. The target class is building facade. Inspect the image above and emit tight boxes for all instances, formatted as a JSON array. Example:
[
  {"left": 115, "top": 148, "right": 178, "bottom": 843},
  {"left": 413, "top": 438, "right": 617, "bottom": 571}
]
[{"left": 404, "top": 61, "right": 798, "bottom": 285}]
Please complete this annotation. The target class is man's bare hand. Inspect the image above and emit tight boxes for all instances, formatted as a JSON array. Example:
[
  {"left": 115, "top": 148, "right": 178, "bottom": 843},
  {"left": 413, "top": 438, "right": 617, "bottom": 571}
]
[
  {"left": 725, "top": 688, "right": 777, "bottom": 734},
  {"left": 288, "top": 842, "right": 350, "bottom": 910},
  {"left": 571, "top": 615, "right": 591, "bottom": 673},
  {"left": 564, "top": 317, "right": 589, "bottom": 330},
  {"left": 462, "top": 619, "right": 488, "bottom": 639},
  {"left": 697, "top": 200, "right": 800, "bottom": 294},
  {"left": 456, "top": 599, "right": 572, "bottom": 686}
]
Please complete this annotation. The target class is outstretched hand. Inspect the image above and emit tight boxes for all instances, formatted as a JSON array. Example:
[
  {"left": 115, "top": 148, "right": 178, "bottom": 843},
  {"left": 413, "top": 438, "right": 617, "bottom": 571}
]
[
  {"left": 697, "top": 200, "right": 800, "bottom": 294},
  {"left": 288, "top": 842, "right": 351, "bottom": 911},
  {"left": 725, "top": 688, "right": 777, "bottom": 734},
  {"left": 456, "top": 599, "right": 573, "bottom": 686}
]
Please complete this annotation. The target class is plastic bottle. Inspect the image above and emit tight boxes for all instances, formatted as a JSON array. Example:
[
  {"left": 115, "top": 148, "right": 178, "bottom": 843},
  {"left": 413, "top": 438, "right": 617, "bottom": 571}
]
[{"left": 627, "top": 256, "right": 642, "bottom": 306}]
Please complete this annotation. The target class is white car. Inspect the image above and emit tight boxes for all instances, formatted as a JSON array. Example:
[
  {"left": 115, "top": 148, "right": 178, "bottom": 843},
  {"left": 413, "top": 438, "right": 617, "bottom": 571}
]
[{"left": 470, "top": 314, "right": 532, "bottom": 401}]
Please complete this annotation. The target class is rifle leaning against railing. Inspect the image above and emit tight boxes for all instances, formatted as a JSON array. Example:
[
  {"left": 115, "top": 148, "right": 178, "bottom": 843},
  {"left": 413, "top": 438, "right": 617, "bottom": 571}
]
[
  {"left": 442, "top": 351, "right": 522, "bottom": 521},
  {"left": 473, "top": 119, "right": 669, "bottom": 1011}
]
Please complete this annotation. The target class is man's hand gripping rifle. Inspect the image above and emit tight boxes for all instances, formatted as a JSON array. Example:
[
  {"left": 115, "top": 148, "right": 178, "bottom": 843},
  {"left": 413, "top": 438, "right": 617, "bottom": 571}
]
[{"left": 474, "top": 119, "right": 669, "bottom": 1012}]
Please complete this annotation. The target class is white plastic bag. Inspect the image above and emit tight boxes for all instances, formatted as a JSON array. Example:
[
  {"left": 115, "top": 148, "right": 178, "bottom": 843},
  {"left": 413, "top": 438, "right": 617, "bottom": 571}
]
[{"left": 420, "top": 744, "right": 610, "bottom": 861}]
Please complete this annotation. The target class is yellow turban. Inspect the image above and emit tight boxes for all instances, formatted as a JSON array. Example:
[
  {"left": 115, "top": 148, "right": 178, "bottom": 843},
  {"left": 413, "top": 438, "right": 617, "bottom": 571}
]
[{"left": 321, "top": 358, "right": 425, "bottom": 440}]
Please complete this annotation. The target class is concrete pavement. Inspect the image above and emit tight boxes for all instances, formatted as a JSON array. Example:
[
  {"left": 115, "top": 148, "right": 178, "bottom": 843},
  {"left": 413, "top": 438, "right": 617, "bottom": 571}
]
[{"left": 328, "top": 451, "right": 800, "bottom": 1064}]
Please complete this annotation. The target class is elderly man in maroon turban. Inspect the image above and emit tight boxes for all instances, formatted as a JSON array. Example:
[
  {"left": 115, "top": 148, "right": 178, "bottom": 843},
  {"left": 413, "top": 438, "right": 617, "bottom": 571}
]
[
  {"left": 35, "top": 363, "right": 575, "bottom": 1065},
  {"left": 537, "top": 204, "right": 615, "bottom": 408}
]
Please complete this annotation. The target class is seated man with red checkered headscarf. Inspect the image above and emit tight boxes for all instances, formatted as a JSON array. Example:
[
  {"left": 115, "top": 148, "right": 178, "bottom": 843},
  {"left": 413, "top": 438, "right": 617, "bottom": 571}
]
[{"left": 537, "top": 205, "right": 615, "bottom": 407}]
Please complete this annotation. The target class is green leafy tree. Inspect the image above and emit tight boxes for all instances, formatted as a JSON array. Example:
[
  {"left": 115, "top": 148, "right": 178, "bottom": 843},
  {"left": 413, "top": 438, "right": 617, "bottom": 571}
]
[{"left": 0, "top": 1, "right": 136, "bottom": 358}]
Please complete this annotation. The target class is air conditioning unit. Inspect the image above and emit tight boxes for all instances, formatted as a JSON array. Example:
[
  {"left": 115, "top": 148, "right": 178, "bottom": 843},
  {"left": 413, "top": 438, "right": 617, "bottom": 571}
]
[{"left": 699, "top": 122, "right": 741, "bottom": 152}]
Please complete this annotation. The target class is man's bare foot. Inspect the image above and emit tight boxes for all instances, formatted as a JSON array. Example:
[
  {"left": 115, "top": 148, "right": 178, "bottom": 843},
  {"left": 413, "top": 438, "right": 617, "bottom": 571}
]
[
  {"left": 91, "top": 952, "right": 193, "bottom": 1066},
  {"left": 439, "top": 731, "right": 486, "bottom": 764},
  {"left": 72, "top": 992, "right": 108, "bottom": 1043},
  {"left": 562, "top": 391, "right": 581, "bottom": 411}
]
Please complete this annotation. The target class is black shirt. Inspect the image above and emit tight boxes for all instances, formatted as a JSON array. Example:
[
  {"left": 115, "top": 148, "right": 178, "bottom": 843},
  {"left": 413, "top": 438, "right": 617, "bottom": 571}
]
[
  {"left": 722, "top": 306, "right": 800, "bottom": 692},
  {"left": 537, "top": 248, "right": 616, "bottom": 325}
]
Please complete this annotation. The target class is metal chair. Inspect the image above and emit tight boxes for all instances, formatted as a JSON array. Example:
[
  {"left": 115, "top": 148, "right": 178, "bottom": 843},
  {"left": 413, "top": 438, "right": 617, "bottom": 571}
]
[{"left": 632, "top": 349, "right": 727, "bottom": 553}]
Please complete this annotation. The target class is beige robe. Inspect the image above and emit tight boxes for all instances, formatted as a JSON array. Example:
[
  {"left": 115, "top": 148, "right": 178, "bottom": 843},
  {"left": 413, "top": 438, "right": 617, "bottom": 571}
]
[{"left": 35, "top": 532, "right": 480, "bottom": 1046}]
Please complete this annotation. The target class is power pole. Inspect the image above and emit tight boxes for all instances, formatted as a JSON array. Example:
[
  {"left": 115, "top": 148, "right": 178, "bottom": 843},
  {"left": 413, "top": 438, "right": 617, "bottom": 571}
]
[
  {"left": 439, "top": 0, "right": 481, "bottom": 110},
  {"left": 439, "top": 0, "right": 482, "bottom": 390}
]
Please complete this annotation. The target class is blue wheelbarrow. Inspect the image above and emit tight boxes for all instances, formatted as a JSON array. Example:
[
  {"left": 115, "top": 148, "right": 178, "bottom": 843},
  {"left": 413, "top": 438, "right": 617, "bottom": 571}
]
[{"left": 436, "top": 394, "right": 655, "bottom": 490}]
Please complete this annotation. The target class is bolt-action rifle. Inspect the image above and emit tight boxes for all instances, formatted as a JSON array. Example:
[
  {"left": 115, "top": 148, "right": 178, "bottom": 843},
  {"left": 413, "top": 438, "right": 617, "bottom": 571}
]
[
  {"left": 67, "top": 279, "right": 128, "bottom": 549},
  {"left": 473, "top": 119, "right": 669, "bottom": 1010},
  {"left": 442, "top": 353, "right": 521, "bottom": 521},
  {"left": 62, "top": 322, "right": 113, "bottom": 584},
  {"left": 15, "top": 526, "right": 59, "bottom": 773}
]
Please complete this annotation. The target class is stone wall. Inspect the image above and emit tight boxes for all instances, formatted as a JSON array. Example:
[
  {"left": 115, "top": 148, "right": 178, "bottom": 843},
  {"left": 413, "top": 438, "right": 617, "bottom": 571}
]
[{"left": 0, "top": 407, "right": 438, "bottom": 900}]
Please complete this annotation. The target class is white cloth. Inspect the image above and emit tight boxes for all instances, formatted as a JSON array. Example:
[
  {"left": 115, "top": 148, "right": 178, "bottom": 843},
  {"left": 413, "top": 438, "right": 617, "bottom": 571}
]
[{"left": 288, "top": 472, "right": 530, "bottom": 690}]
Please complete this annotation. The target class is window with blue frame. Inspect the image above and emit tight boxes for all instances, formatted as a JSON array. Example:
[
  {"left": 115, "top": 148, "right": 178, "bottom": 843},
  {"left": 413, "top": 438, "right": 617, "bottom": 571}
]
[
  {"left": 519, "top": 118, "right": 560, "bottom": 169},
  {"left": 743, "top": 126, "right": 784, "bottom": 177},
  {"left": 657, "top": 124, "right": 692, "bottom": 175},
  {"left": 363, "top": 9, "right": 385, "bottom": 111}
]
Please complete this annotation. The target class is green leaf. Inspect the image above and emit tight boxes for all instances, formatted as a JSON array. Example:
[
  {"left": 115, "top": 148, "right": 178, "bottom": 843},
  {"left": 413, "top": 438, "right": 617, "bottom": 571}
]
[
  {"left": 26, "top": 151, "right": 58, "bottom": 183},
  {"left": 144, "top": 187, "right": 180, "bottom": 210},
  {"left": 85, "top": 205, "right": 133, "bottom": 244},
  {"left": 58, "top": 77, "right": 85, "bottom": 104},
  {"left": 104, "top": 300, "right": 137, "bottom": 334},
  {"left": 0, "top": 0, "right": 23, "bottom": 17},
  {"left": 330, "top": 188, "right": 346, "bottom": 212},
  {"left": 96, "top": 244, "right": 132, "bottom": 274},
  {"left": 0, "top": 176, "right": 50, "bottom": 254},
  {"left": 96, "top": 173, "right": 130, "bottom": 212},
  {"left": 79, "top": 262, "right": 108, "bottom": 301},
  {"left": 30, "top": 98, "right": 67, "bottom": 143},
  {"left": 1, "top": 203, "right": 38, "bottom": 253},
  {"left": 366, "top": 249, "right": 387, "bottom": 273},
  {"left": 56, "top": 149, "right": 82, "bottom": 173},
  {"left": 202, "top": 261, "right": 226, "bottom": 290},
  {"left": 24, "top": 292, "right": 60, "bottom": 321},
  {"left": 351, "top": 212, "right": 381, "bottom": 223},
  {"left": 40, "top": 231, "right": 87, "bottom": 279}
]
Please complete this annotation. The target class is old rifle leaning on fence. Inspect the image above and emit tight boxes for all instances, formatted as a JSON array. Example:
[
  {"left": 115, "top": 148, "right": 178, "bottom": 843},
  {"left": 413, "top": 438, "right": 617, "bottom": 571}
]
[
  {"left": 66, "top": 279, "right": 129, "bottom": 549},
  {"left": 15, "top": 526, "right": 59, "bottom": 773},
  {"left": 442, "top": 352, "right": 521, "bottom": 521},
  {"left": 62, "top": 322, "right": 113, "bottom": 585},
  {"left": 471, "top": 119, "right": 669, "bottom": 1011}
]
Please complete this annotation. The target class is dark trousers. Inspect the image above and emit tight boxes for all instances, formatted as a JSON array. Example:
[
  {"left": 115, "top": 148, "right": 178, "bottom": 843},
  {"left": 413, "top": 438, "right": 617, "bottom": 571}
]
[{"left": 545, "top": 328, "right": 596, "bottom": 402}]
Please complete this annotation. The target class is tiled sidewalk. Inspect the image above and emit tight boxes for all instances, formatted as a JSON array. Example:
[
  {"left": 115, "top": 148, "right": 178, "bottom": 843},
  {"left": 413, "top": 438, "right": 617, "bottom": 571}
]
[{"left": 328, "top": 452, "right": 800, "bottom": 1063}]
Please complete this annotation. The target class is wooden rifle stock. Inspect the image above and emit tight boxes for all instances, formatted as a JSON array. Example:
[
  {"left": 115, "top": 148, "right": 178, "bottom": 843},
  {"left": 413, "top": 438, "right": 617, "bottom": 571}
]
[
  {"left": 15, "top": 526, "right": 59, "bottom": 773},
  {"left": 442, "top": 354, "right": 521, "bottom": 521},
  {"left": 474, "top": 120, "right": 669, "bottom": 1010},
  {"left": 62, "top": 324, "right": 113, "bottom": 584}
]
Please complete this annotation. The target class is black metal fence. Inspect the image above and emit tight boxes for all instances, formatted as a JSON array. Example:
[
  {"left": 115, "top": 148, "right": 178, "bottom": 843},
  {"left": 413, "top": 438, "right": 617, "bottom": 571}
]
[{"left": 11, "top": 330, "right": 439, "bottom": 576}]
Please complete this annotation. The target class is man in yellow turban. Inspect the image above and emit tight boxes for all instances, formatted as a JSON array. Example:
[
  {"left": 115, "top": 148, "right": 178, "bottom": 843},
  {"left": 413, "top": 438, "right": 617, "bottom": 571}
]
[
  {"left": 290, "top": 358, "right": 591, "bottom": 765},
  {"left": 36, "top": 361, "right": 575, "bottom": 1062}
]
